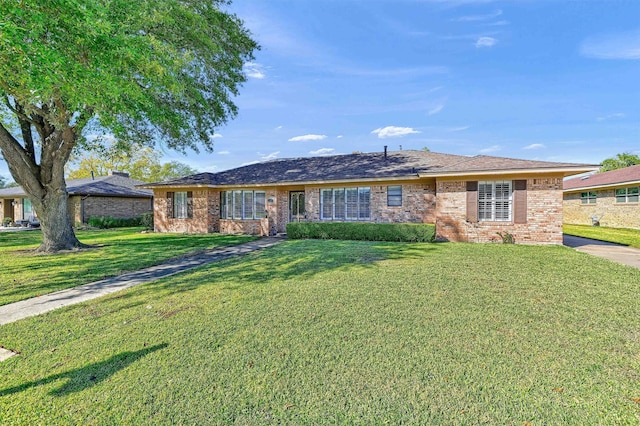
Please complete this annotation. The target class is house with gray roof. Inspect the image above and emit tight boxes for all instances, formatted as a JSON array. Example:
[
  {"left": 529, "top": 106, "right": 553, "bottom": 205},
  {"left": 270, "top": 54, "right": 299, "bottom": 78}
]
[
  {"left": 564, "top": 164, "right": 640, "bottom": 229},
  {"left": 0, "top": 172, "right": 153, "bottom": 226},
  {"left": 142, "top": 149, "right": 597, "bottom": 244}
]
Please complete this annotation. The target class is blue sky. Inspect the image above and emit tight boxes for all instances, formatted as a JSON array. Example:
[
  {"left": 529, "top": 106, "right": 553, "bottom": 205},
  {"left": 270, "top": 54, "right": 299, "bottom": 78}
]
[{"left": 2, "top": 0, "right": 640, "bottom": 181}]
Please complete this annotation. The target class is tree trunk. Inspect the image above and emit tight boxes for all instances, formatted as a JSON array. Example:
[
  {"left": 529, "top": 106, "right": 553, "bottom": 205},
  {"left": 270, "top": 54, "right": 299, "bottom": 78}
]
[{"left": 34, "top": 187, "right": 86, "bottom": 252}]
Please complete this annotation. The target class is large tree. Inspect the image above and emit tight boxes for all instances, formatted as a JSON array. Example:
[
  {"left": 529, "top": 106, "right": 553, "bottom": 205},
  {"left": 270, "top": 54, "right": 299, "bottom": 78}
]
[
  {"left": 0, "top": 0, "right": 257, "bottom": 251},
  {"left": 67, "top": 145, "right": 198, "bottom": 182},
  {"left": 600, "top": 152, "right": 640, "bottom": 172}
]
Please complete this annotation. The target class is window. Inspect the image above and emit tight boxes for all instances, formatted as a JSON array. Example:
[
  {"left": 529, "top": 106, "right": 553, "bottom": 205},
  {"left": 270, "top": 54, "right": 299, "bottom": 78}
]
[
  {"left": 320, "top": 187, "right": 370, "bottom": 221},
  {"left": 580, "top": 191, "right": 597, "bottom": 204},
  {"left": 387, "top": 185, "right": 402, "bottom": 206},
  {"left": 23, "top": 198, "right": 35, "bottom": 220},
  {"left": 616, "top": 187, "right": 639, "bottom": 203},
  {"left": 478, "top": 181, "right": 512, "bottom": 221},
  {"left": 220, "top": 190, "right": 267, "bottom": 219},
  {"left": 173, "top": 192, "right": 189, "bottom": 219}
]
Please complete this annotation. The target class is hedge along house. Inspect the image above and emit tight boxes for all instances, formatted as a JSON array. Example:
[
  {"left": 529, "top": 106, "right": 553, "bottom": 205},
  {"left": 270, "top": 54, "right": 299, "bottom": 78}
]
[
  {"left": 142, "top": 149, "right": 596, "bottom": 244},
  {"left": 0, "top": 172, "right": 153, "bottom": 225},
  {"left": 563, "top": 164, "right": 640, "bottom": 229}
]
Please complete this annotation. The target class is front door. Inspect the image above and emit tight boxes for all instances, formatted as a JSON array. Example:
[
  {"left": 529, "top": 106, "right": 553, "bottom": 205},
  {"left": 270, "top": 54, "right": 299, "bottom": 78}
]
[{"left": 290, "top": 191, "right": 305, "bottom": 222}]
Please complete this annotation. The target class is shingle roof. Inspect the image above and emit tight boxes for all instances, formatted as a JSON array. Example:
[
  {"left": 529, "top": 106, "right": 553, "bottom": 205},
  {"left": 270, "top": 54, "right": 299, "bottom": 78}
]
[
  {"left": 564, "top": 164, "right": 640, "bottom": 191},
  {"left": 143, "top": 150, "right": 596, "bottom": 188},
  {"left": 0, "top": 174, "right": 153, "bottom": 198}
]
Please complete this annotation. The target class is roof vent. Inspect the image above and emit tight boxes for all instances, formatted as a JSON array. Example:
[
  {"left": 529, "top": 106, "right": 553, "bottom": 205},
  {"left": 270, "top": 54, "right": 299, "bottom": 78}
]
[
  {"left": 580, "top": 175, "right": 590, "bottom": 180},
  {"left": 110, "top": 171, "right": 130, "bottom": 178}
]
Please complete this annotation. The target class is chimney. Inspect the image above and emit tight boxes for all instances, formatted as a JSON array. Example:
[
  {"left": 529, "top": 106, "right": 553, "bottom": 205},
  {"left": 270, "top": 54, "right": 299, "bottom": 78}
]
[
  {"left": 384, "top": 145, "right": 388, "bottom": 159},
  {"left": 90, "top": 170, "right": 94, "bottom": 180}
]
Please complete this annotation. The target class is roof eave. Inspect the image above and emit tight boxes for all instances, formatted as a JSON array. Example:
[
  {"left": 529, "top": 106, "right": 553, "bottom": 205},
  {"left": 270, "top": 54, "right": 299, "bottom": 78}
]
[
  {"left": 564, "top": 179, "right": 640, "bottom": 192},
  {"left": 419, "top": 166, "right": 599, "bottom": 178}
]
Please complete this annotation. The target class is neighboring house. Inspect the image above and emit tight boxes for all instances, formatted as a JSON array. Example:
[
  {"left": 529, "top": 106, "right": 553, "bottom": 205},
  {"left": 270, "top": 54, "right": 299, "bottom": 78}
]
[
  {"left": 0, "top": 172, "right": 153, "bottom": 225},
  {"left": 563, "top": 164, "right": 640, "bottom": 229},
  {"left": 142, "top": 149, "right": 596, "bottom": 244}
]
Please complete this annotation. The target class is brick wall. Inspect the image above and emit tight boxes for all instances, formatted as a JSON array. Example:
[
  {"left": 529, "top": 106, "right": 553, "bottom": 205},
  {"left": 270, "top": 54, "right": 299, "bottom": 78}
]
[
  {"left": 153, "top": 189, "right": 209, "bottom": 233},
  {"left": 81, "top": 196, "right": 152, "bottom": 223},
  {"left": 220, "top": 219, "right": 269, "bottom": 235},
  {"left": 304, "top": 182, "right": 434, "bottom": 224},
  {"left": 564, "top": 188, "right": 640, "bottom": 229},
  {"left": 436, "top": 177, "right": 564, "bottom": 244}
]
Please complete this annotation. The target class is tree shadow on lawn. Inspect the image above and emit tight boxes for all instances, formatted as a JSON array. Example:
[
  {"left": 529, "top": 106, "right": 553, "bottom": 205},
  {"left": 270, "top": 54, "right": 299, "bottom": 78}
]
[
  {"left": 0, "top": 343, "right": 167, "bottom": 397},
  {"left": 141, "top": 239, "right": 437, "bottom": 295}
]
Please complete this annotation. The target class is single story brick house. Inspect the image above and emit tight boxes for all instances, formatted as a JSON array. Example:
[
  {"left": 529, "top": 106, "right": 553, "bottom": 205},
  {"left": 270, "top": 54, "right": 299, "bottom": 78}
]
[
  {"left": 142, "top": 149, "right": 596, "bottom": 244},
  {"left": 0, "top": 172, "right": 153, "bottom": 226},
  {"left": 564, "top": 164, "right": 640, "bottom": 229}
]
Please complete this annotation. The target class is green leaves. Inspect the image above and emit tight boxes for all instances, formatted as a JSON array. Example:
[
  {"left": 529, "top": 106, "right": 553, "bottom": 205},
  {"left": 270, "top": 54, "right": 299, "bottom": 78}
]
[{"left": 0, "top": 0, "right": 258, "bottom": 148}]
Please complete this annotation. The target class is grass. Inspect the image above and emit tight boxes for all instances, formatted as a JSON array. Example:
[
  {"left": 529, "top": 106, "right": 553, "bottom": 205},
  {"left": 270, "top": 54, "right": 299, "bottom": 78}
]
[
  {"left": 564, "top": 224, "right": 640, "bottom": 248},
  {"left": 1, "top": 240, "right": 639, "bottom": 424},
  {"left": 0, "top": 228, "right": 256, "bottom": 306}
]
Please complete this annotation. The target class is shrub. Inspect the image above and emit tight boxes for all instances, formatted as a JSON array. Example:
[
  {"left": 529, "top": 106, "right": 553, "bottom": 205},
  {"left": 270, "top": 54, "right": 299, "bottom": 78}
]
[
  {"left": 140, "top": 212, "right": 154, "bottom": 230},
  {"left": 87, "top": 216, "right": 142, "bottom": 229},
  {"left": 286, "top": 222, "right": 436, "bottom": 243}
]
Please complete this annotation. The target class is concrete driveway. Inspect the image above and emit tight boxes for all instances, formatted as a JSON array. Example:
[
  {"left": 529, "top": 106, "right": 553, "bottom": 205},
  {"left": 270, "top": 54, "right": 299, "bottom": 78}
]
[{"left": 563, "top": 234, "right": 640, "bottom": 269}]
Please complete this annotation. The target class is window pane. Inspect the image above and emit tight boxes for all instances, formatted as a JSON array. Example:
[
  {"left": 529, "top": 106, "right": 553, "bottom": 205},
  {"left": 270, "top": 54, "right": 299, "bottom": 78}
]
[
  {"left": 334, "top": 189, "right": 345, "bottom": 220},
  {"left": 321, "top": 189, "right": 333, "bottom": 220},
  {"left": 478, "top": 181, "right": 512, "bottom": 221},
  {"left": 255, "top": 192, "right": 266, "bottom": 218},
  {"left": 233, "top": 191, "right": 243, "bottom": 219},
  {"left": 358, "top": 187, "right": 370, "bottom": 220},
  {"left": 346, "top": 188, "right": 358, "bottom": 220},
  {"left": 174, "top": 191, "right": 187, "bottom": 219},
  {"left": 388, "top": 185, "right": 402, "bottom": 206},
  {"left": 243, "top": 191, "right": 254, "bottom": 219}
]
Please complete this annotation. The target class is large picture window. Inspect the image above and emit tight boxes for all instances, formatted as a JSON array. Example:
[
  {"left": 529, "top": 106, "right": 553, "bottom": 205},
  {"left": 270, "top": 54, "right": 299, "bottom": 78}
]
[
  {"left": 320, "top": 187, "right": 370, "bottom": 221},
  {"left": 220, "top": 190, "right": 267, "bottom": 219},
  {"left": 615, "top": 187, "right": 639, "bottom": 203},
  {"left": 478, "top": 181, "right": 512, "bottom": 221}
]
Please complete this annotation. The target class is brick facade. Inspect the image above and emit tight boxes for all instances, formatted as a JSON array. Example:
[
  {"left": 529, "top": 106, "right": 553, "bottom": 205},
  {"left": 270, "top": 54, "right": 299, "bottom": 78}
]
[
  {"left": 68, "top": 195, "right": 152, "bottom": 224},
  {"left": 152, "top": 177, "right": 567, "bottom": 244},
  {"left": 564, "top": 187, "right": 640, "bottom": 229},
  {"left": 436, "top": 176, "right": 564, "bottom": 244}
]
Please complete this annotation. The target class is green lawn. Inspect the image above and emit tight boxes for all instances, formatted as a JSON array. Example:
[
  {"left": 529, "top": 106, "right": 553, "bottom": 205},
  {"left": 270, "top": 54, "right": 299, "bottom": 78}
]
[
  {"left": 0, "top": 228, "right": 256, "bottom": 306},
  {"left": 564, "top": 224, "right": 640, "bottom": 248},
  {"left": 1, "top": 240, "right": 638, "bottom": 424}
]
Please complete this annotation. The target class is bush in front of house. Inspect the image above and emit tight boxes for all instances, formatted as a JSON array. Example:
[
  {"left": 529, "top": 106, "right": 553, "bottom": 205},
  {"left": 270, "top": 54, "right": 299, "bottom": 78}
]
[
  {"left": 87, "top": 216, "right": 142, "bottom": 229},
  {"left": 140, "top": 212, "right": 154, "bottom": 231},
  {"left": 286, "top": 222, "right": 436, "bottom": 242}
]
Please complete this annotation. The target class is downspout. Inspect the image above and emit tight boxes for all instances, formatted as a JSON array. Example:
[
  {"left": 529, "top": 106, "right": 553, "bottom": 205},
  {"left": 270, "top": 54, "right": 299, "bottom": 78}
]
[{"left": 81, "top": 194, "right": 91, "bottom": 224}]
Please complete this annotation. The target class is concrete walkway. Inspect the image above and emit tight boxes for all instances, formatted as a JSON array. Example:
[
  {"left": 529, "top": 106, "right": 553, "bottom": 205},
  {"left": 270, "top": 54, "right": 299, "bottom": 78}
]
[
  {"left": 0, "top": 237, "right": 283, "bottom": 326},
  {"left": 563, "top": 234, "right": 640, "bottom": 269}
]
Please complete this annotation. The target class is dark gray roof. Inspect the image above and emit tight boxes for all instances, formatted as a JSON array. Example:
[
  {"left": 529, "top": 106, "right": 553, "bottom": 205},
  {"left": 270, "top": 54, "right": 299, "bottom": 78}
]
[
  {"left": 0, "top": 174, "right": 153, "bottom": 198},
  {"left": 143, "top": 150, "right": 596, "bottom": 188}
]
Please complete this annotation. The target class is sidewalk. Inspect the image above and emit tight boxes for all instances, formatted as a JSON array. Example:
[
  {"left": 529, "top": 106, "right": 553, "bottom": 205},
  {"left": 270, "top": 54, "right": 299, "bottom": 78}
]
[
  {"left": 563, "top": 234, "right": 640, "bottom": 269},
  {"left": 0, "top": 237, "right": 283, "bottom": 326}
]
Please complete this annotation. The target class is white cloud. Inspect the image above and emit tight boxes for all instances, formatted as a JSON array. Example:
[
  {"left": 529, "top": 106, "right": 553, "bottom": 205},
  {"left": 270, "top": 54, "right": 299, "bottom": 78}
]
[
  {"left": 336, "top": 135, "right": 344, "bottom": 139},
  {"left": 596, "top": 113, "right": 626, "bottom": 122},
  {"left": 453, "top": 9, "right": 502, "bottom": 22},
  {"left": 275, "top": 125, "right": 283, "bottom": 130},
  {"left": 428, "top": 104, "right": 445, "bottom": 115},
  {"left": 288, "top": 134, "right": 328, "bottom": 142},
  {"left": 479, "top": 145, "right": 501, "bottom": 153},
  {"left": 449, "top": 126, "right": 470, "bottom": 132},
  {"left": 259, "top": 151, "right": 280, "bottom": 161},
  {"left": 486, "top": 20, "right": 509, "bottom": 27},
  {"left": 523, "top": 143, "right": 545, "bottom": 150},
  {"left": 244, "top": 62, "right": 266, "bottom": 79},
  {"left": 371, "top": 126, "right": 421, "bottom": 139},
  {"left": 309, "top": 148, "right": 335, "bottom": 156},
  {"left": 240, "top": 160, "right": 260, "bottom": 167},
  {"left": 217, "top": 150, "right": 230, "bottom": 155},
  {"left": 475, "top": 37, "right": 497, "bottom": 48},
  {"left": 580, "top": 30, "right": 640, "bottom": 60},
  {"left": 209, "top": 133, "right": 223, "bottom": 139}
]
